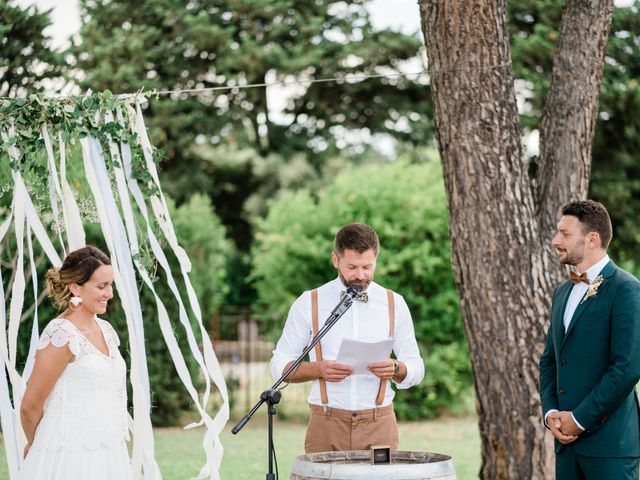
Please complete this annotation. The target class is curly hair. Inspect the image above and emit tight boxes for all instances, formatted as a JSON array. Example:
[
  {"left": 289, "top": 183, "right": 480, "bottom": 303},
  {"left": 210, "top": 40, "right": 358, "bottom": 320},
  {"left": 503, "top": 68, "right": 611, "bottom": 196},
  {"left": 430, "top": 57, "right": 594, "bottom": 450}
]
[{"left": 45, "top": 245, "right": 111, "bottom": 309}]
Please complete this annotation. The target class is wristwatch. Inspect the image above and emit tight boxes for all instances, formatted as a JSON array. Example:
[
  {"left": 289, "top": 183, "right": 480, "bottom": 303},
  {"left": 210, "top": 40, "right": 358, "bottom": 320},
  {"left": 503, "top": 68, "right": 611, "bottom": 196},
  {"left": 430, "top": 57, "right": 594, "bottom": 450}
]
[{"left": 392, "top": 360, "right": 399, "bottom": 376}]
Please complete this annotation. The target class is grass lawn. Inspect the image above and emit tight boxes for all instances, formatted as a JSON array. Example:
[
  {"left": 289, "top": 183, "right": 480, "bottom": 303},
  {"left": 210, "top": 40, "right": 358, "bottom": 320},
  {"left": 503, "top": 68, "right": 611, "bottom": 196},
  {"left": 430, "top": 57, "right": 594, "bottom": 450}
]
[{"left": 1, "top": 415, "right": 480, "bottom": 479}]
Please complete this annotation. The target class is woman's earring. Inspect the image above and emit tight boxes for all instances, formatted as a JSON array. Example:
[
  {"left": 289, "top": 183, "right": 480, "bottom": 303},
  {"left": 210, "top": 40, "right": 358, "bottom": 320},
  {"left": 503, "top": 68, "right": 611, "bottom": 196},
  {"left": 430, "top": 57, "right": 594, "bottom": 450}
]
[{"left": 69, "top": 296, "right": 83, "bottom": 311}]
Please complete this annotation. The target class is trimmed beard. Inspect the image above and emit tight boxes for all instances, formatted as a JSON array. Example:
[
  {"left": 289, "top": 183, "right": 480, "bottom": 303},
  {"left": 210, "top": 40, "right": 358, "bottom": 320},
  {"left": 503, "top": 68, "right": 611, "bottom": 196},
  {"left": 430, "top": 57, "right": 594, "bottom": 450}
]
[
  {"left": 560, "top": 239, "right": 585, "bottom": 266},
  {"left": 338, "top": 272, "right": 372, "bottom": 291}
]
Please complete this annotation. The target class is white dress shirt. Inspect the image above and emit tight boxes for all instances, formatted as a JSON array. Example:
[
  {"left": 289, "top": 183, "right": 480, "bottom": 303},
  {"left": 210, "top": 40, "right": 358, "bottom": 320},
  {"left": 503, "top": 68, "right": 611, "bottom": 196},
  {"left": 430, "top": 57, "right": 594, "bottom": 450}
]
[
  {"left": 270, "top": 277, "right": 425, "bottom": 410},
  {"left": 545, "top": 254, "right": 610, "bottom": 431},
  {"left": 563, "top": 254, "right": 610, "bottom": 332}
]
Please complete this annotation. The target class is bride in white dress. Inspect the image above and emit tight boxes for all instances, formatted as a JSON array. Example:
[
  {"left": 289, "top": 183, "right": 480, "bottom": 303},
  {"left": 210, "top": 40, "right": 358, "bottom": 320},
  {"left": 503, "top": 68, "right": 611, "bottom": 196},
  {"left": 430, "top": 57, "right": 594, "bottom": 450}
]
[{"left": 19, "top": 245, "right": 133, "bottom": 480}]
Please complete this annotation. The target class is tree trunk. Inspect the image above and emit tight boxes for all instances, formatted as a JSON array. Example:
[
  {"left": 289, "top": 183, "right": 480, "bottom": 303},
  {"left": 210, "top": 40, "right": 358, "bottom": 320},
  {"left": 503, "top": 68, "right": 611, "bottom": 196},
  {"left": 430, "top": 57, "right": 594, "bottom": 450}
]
[
  {"left": 536, "top": 0, "right": 614, "bottom": 238},
  {"left": 419, "top": 0, "right": 613, "bottom": 478}
]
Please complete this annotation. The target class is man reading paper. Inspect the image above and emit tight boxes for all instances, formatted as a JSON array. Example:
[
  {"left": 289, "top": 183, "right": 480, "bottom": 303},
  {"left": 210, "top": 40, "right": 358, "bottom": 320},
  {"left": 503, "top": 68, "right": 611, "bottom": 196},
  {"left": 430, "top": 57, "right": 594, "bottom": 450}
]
[{"left": 270, "top": 223, "right": 425, "bottom": 453}]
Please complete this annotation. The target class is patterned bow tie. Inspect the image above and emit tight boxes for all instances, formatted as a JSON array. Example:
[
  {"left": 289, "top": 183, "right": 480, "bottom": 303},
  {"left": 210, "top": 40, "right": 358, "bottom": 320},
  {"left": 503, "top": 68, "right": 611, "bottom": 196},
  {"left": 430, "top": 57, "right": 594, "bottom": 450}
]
[
  {"left": 570, "top": 271, "right": 590, "bottom": 285},
  {"left": 340, "top": 290, "right": 369, "bottom": 303}
]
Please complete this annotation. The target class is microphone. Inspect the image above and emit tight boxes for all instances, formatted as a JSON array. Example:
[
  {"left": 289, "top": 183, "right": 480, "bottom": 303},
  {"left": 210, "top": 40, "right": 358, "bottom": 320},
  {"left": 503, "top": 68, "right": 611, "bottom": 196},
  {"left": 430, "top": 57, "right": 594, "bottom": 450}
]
[{"left": 329, "top": 285, "right": 361, "bottom": 318}]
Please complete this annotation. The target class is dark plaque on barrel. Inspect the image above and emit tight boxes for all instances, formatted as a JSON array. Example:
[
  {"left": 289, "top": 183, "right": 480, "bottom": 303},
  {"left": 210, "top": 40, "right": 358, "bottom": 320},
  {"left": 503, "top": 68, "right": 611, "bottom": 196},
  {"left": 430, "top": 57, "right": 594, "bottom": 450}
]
[{"left": 370, "top": 445, "right": 391, "bottom": 465}]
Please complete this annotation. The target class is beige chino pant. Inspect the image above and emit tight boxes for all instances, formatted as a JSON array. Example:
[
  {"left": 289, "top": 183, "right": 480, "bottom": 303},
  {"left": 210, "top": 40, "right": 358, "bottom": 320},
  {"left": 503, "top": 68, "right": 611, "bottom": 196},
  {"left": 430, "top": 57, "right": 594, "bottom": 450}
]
[{"left": 304, "top": 404, "right": 399, "bottom": 453}]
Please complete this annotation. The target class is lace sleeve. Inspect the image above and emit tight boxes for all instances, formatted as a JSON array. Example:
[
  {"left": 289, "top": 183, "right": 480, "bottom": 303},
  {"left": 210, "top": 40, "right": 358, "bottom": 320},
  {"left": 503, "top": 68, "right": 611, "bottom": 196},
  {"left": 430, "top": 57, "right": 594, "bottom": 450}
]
[
  {"left": 37, "top": 319, "right": 80, "bottom": 355},
  {"left": 101, "top": 320, "right": 121, "bottom": 347}
]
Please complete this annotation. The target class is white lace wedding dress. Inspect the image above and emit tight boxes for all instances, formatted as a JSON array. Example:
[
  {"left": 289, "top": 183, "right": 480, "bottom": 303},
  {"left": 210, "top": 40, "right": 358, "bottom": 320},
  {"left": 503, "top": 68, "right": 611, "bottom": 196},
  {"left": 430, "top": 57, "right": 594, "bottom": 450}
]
[{"left": 19, "top": 318, "right": 133, "bottom": 480}]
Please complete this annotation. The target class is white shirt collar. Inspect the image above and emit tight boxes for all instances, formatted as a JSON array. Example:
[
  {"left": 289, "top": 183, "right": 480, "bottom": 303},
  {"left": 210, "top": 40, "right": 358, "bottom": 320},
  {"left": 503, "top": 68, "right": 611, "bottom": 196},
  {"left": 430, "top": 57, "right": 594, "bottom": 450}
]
[{"left": 578, "top": 254, "right": 610, "bottom": 283}]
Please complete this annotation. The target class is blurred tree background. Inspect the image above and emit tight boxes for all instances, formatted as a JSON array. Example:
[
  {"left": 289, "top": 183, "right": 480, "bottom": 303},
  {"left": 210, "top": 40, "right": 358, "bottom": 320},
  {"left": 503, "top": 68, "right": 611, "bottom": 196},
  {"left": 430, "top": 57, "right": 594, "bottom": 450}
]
[
  {"left": 509, "top": 0, "right": 640, "bottom": 271},
  {"left": 0, "top": 1, "right": 64, "bottom": 97},
  {"left": 252, "top": 158, "right": 471, "bottom": 419},
  {"left": 1, "top": 0, "right": 640, "bottom": 424}
]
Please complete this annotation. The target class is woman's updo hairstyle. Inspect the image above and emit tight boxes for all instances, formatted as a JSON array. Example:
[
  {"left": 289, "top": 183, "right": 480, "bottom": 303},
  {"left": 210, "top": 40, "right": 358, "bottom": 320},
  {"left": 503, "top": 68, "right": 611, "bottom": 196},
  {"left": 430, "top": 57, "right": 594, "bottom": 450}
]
[{"left": 45, "top": 245, "right": 111, "bottom": 309}]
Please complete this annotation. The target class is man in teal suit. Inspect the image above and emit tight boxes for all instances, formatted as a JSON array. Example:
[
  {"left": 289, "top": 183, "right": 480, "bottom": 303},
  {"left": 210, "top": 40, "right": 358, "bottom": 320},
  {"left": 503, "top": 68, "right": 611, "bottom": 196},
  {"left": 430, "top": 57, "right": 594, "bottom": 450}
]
[{"left": 540, "top": 200, "right": 640, "bottom": 479}]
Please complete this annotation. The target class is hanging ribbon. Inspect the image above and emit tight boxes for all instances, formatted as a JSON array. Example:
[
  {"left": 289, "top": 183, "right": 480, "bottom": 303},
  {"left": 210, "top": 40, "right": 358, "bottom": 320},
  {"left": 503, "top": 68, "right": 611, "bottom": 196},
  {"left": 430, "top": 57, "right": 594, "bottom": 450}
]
[
  {"left": 129, "top": 101, "right": 229, "bottom": 478},
  {"left": 41, "top": 124, "right": 67, "bottom": 257},
  {"left": 1, "top": 100, "right": 229, "bottom": 480},
  {"left": 81, "top": 135, "right": 158, "bottom": 479}
]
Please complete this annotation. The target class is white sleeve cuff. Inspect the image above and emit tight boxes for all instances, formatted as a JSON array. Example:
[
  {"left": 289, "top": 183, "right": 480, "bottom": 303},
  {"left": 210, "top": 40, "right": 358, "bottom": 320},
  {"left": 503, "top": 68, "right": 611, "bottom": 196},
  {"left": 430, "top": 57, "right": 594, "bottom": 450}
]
[
  {"left": 544, "top": 409, "right": 559, "bottom": 428},
  {"left": 393, "top": 360, "right": 420, "bottom": 389},
  {"left": 571, "top": 412, "right": 585, "bottom": 431},
  {"left": 543, "top": 409, "right": 584, "bottom": 432}
]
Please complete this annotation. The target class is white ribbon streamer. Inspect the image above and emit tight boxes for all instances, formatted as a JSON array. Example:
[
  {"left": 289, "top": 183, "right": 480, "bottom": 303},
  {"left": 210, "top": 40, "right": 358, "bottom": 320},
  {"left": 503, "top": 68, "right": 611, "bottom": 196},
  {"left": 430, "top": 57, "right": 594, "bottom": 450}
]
[
  {"left": 41, "top": 124, "right": 67, "bottom": 256},
  {"left": 127, "top": 104, "right": 229, "bottom": 479},
  {"left": 0, "top": 200, "right": 20, "bottom": 479},
  {"left": 81, "top": 136, "right": 158, "bottom": 479},
  {"left": 1, "top": 105, "right": 229, "bottom": 480},
  {"left": 8, "top": 171, "right": 26, "bottom": 375},
  {"left": 22, "top": 223, "right": 43, "bottom": 385},
  {"left": 58, "top": 131, "right": 86, "bottom": 250}
]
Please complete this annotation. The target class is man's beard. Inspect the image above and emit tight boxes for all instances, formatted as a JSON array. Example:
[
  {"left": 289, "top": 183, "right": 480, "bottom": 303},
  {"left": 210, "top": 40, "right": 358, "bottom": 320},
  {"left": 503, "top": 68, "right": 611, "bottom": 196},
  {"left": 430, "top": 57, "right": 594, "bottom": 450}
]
[
  {"left": 339, "top": 272, "right": 372, "bottom": 291},
  {"left": 559, "top": 240, "right": 585, "bottom": 266}
]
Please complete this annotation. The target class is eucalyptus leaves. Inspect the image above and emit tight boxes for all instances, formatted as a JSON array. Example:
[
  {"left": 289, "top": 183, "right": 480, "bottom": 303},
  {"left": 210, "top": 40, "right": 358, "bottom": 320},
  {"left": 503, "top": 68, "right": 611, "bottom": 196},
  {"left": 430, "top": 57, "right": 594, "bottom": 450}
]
[{"left": 0, "top": 91, "right": 162, "bottom": 197}]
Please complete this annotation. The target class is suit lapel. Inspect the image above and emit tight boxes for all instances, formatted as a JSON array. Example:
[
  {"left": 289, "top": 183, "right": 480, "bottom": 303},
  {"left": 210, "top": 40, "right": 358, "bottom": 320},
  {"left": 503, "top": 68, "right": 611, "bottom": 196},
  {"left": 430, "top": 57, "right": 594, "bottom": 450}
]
[
  {"left": 562, "top": 260, "right": 617, "bottom": 347},
  {"left": 554, "top": 282, "right": 573, "bottom": 348}
]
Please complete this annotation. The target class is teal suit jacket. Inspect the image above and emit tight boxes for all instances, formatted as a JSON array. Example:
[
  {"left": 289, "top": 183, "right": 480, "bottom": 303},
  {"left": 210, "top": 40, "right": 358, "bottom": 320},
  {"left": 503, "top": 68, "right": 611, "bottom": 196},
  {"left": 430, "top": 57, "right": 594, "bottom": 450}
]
[{"left": 539, "top": 260, "right": 640, "bottom": 457}]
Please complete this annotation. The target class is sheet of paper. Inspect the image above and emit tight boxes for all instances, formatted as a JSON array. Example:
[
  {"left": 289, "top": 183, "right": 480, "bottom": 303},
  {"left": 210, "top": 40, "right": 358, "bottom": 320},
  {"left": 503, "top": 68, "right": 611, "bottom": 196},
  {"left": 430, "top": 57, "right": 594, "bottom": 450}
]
[{"left": 335, "top": 338, "right": 394, "bottom": 375}]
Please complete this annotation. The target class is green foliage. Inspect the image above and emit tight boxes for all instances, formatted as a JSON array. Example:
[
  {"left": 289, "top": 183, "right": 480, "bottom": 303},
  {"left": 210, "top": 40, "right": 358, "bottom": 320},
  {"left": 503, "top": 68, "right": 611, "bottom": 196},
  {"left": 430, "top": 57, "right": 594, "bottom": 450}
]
[
  {"left": 394, "top": 342, "right": 474, "bottom": 420},
  {"left": 252, "top": 156, "right": 471, "bottom": 418},
  {"left": 70, "top": 0, "right": 432, "bottom": 248},
  {"left": 508, "top": 0, "right": 640, "bottom": 265},
  {"left": 590, "top": 3, "right": 640, "bottom": 269},
  {"left": 169, "top": 194, "right": 232, "bottom": 312},
  {"left": 0, "top": 1, "right": 65, "bottom": 97},
  {"left": 0, "top": 91, "right": 162, "bottom": 203}
]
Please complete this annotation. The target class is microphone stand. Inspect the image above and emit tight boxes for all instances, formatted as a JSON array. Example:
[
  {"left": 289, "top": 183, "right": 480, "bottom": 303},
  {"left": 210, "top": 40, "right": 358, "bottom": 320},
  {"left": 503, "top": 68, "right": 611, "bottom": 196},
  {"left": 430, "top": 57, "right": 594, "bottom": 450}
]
[{"left": 231, "top": 286, "right": 359, "bottom": 480}]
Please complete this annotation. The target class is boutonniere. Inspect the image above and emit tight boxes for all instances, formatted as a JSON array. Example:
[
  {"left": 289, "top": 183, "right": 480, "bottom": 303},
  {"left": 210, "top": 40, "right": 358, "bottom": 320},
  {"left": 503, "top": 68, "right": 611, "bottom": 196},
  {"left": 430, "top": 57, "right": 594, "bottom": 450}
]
[{"left": 581, "top": 275, "right": 604, "bottom": 304}]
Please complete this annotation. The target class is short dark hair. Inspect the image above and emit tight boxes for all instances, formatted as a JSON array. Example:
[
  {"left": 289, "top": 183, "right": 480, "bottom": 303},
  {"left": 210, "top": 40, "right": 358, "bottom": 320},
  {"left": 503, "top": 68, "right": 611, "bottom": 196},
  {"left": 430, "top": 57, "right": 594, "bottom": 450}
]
[
  {"left": 562, "top": 200, "right": 612, "bottom": 249},
  {"left": 334, "top": 223, "right": 380, "bottom": 257}
]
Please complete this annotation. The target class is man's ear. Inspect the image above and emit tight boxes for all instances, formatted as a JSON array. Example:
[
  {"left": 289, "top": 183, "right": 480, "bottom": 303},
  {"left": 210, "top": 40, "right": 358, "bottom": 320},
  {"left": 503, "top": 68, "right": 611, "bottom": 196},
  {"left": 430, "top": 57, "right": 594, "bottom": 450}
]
[
  {"left": 588, "top": 231, "right": 602, "bottom": 249},
  {"left": 331, "top": 251, "right": 339, "bottom": 269}
]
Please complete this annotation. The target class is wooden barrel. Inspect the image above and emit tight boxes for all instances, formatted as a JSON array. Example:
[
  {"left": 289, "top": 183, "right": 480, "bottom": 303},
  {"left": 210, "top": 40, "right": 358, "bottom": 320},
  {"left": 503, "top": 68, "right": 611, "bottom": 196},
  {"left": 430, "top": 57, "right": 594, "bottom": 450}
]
[{"left": 290, "top": 450, "right": 457, "bottom": 480}]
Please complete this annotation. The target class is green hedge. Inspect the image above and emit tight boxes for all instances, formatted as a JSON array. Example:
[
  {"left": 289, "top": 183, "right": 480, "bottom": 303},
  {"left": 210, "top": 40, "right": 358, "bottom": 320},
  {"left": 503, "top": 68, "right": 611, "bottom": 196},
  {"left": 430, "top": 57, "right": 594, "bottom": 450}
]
[{"left": 251, "top": 158, "right": 472, "bottom": 418}]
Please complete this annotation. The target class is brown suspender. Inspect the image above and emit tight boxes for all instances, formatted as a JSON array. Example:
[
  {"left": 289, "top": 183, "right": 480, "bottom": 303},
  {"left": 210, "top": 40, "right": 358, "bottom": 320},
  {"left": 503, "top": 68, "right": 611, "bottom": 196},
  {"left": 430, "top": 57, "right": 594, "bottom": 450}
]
[
  {"left": 311, "top": 289, "right": 329, "bottom": 406},
  {"left": 376, "top": 289, "right": 396, "bottom": 406},
  {"left": 311, "top": 288, "right": 396, "bottom": 410}
]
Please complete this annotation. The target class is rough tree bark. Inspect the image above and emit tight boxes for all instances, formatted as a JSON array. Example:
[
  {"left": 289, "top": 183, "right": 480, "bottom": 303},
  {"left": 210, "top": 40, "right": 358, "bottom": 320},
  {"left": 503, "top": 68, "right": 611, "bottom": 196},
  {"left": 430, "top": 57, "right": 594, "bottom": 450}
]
[
  {"left": 536, "top": 0, "right": 615, "bottom": 238},
  {"left": 418, "top": 0, "right": 613, "bottom": 478}
]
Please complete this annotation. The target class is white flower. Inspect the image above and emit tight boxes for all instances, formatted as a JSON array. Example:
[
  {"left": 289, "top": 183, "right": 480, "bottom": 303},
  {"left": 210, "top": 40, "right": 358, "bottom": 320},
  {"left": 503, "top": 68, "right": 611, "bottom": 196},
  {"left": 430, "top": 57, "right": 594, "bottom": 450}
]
[{"left": 581, "top": 275, "right": 604, "bottom": 304}]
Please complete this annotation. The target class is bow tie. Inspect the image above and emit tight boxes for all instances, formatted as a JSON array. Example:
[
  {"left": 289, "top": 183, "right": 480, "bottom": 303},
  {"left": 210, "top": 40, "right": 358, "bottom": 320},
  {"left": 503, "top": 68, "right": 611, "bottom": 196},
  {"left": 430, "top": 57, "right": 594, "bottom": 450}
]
[
  {"left": 340, "top": 290, "right": 369, "bottom": 303},
  {"left": 570, "top": 271, "right": 590, "bottom": 285}
]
